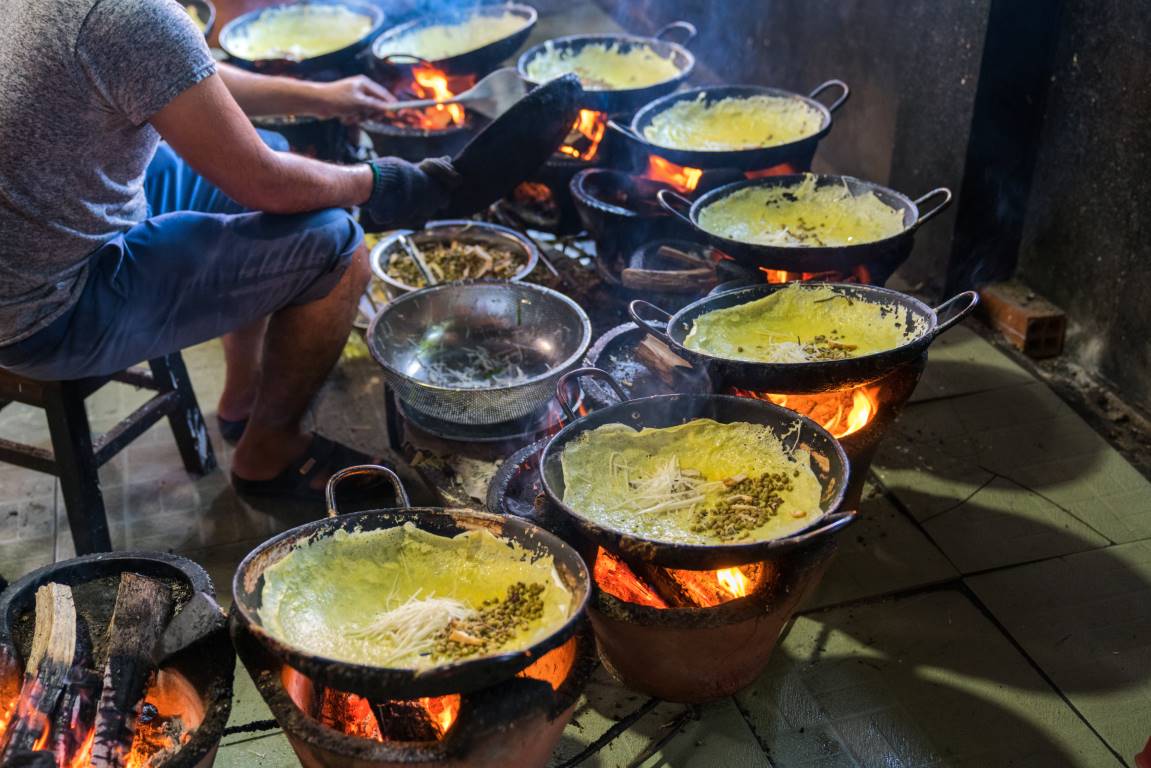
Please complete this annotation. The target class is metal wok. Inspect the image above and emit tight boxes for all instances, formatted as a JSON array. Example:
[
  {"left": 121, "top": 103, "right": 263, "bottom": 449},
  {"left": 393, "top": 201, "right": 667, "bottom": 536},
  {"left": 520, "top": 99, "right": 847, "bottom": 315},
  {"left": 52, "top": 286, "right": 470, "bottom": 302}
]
[
  {"left": 658, "top": 173, "right": 952, "bottom": 273},
  {"left": 612, "top": 81, "right": 849, "bottom": 171},
  {"left": 539, "top": 368, "right": 852, "bottom": 570},
  {"left": 629, "top": 282, "right": 980, "bottom": 393},
  {"left": 371, "top": 3, "right": 538, "bottom": 79},
  {"left": 219, "top": 0, "right": 386, "bottom": 78},
  {"left": 517, "top": 22, "right": 696, "bottom": 113},
  {"left": 231, "top": 466, "right": 591, "bottom": 700}
]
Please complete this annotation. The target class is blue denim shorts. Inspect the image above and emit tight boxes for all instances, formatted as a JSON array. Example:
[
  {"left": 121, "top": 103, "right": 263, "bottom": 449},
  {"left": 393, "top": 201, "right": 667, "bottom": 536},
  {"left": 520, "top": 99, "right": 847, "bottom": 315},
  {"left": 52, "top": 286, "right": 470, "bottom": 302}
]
[{"left": 0, "top": 131, "right": 363, "bottom": 380}]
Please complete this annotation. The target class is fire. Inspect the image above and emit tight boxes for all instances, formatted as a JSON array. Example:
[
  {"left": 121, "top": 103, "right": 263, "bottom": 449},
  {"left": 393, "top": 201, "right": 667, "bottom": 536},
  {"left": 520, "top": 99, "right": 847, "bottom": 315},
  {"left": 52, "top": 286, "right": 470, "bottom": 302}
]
[
  {"left": 715, "top": 567, "right": 750, "bottom": 599},
  {"left": 736, "top": 385, "right": 880, "bottom": 439},
  {"left": 64, "top": 729, "right": 97, "bottom": 768},
  {"left": 647, "top": 156, "right": 703, "bottom": 193},
  {"left": 559, "top": 109, "right": 608, "bottom": 161},
  {"left": 418, "top": 695, "right": 460, "bottom": 737},
  {"left": 411, "top": 65, "right": 465, "bottom": 129},
  {"left": 593, "top": 549, "right": 667, "bottom": 609}
]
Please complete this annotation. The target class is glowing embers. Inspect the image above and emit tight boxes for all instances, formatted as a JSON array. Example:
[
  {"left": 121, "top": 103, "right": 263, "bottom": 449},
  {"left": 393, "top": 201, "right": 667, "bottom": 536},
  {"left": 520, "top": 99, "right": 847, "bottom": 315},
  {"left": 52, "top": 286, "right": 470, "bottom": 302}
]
[
  {"left": 592, "top": 548, "right": 765, "bottom": 609},
  {"left": 732, "top": 384, "right": 880, "bottom": 439},
  {"left": 313, "top": 683, "right": 462, "bottom": 743},
  {"left": 0, "top": 668, "right": 201, "bottom": 768},
  {"left": 558, "top": 109, "right": 609, "bottom": 161}
]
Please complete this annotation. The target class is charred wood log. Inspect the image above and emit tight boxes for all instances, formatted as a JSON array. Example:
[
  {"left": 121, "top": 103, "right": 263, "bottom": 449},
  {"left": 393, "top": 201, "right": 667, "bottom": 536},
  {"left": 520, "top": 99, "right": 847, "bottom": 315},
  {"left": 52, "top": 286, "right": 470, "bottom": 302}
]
[
  {"left": 371, "top": 699, "right": 442, "bottom": 742},
  {"left": 51, "top": 622, "right": 101, "bottom": 767},
  {"left": 616, "top": 556, "right": 696, "bottom": 609},
  {"left": 89, "top": 573, "right": 173, "bottom": 768},
  {"left": 4, "top": 749, "right": 57, "bottom": 767},
  {"left": 634, "top": 336, "right": 696, "bottom": 389},
  {"left": 0, "top": 583, "right": 77, "bottom": 760}
]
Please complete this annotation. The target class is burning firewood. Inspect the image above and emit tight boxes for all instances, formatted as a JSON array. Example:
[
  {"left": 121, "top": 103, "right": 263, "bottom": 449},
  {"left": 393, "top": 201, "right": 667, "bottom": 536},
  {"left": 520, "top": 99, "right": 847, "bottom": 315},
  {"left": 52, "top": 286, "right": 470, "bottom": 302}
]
[
  {"left": 89, "top": 573, "right": 173, "bottom": 768},
  {"left": 0, "top": 583, "right": 78, "bottom": 762},
  {"left": 370, "top": 699, "right": 443, "bottom": 742}
]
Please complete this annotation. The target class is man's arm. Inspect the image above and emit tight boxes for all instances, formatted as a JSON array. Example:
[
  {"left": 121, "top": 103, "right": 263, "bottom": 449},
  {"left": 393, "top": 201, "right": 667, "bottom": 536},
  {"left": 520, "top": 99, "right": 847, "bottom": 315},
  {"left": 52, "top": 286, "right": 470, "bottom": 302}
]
[
  {"left": 217, "top": 63, "right": 394, "bottom": 121},
  {"left": 151, "top": 72, "right": 372, "bottom": 214}
]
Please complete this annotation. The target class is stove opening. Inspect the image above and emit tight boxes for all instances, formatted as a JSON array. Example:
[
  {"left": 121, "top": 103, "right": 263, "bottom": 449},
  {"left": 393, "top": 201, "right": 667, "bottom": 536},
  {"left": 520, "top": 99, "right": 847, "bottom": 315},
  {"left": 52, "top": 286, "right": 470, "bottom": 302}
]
[
  {"left": 731, "top": 384, "right": 882, "bottom": 439},
  {"left": 593, "top": 548, "right": 772, "bottom": 609},
  {"left": 384, "top": 65, "right": 474, "bottom": 132},
  {"left": 558, "top": 109, "right": 609, "bottom": 162}
]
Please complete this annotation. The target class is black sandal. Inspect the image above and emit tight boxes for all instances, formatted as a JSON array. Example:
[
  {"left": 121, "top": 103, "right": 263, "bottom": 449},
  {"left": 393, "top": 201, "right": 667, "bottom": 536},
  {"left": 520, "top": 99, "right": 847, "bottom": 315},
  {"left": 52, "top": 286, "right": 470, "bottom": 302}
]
[{"left": 231, "top": 434, "right": 380, "bottom": 503}]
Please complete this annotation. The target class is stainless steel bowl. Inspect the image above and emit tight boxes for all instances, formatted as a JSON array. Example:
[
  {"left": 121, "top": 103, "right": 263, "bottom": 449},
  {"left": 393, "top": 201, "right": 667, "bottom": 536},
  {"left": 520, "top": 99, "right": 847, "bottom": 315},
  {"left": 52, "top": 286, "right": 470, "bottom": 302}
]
[
  {"left": 366, "top": 281, "right": 592, "bottom": 425},
  {"left": 368, "top": 220, "right": 539, "bottom": 297}
]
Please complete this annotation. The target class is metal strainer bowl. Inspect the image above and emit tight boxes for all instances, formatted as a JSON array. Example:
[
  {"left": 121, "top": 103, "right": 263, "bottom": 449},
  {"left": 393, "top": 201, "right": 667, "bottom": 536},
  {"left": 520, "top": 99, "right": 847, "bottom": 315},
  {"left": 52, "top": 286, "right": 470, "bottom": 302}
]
[{"left": 366, "top": 281, "right": 592, "bottom": 425}]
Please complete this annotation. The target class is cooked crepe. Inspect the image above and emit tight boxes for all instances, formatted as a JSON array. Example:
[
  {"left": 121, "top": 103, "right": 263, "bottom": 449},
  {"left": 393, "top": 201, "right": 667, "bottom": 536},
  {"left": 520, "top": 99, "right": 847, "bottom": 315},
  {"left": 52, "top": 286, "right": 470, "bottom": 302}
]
[
  {"left": 185, "top": 3, "right": 207, "bottom": 32},
  {"left": 697, "top": 174, "right": 905, "bottom": 247},
  {"left": 560, "top": 419, "right": 824, "bottom": 545},
  {"left": 375, "top": 14, "right": 529, "bottom": 61},
  {"left": 643, "top": 94, "right": 823, "bottom": 151},
  {"left": 524, "top": 42, "right": 681, "bottom": 90},
  {"left": 259, "top": 524, "right": 571, "bottom": 668},
  {"left": 684, "top": 283, "right": 919, "bottom": 363},
  {"left": 228, "top": 5, "right": 374, "bottom": 61}
]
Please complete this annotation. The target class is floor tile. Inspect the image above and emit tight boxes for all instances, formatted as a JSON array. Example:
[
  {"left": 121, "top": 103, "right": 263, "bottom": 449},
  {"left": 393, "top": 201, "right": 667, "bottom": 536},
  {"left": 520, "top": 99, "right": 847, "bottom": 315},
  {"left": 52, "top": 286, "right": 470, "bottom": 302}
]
[
  {"left": 967, "top": 540, "right": 1151, "bottom": 762},
  {"left": 802, "top": 485, "right": 958, "bottom": 610},
  {"left": 736, "top": 589, "right": 1121, "bottom": 767},
  {"left": 214, "top": 730, "right": 297, "bottom": 768},
  {"left": 920, "top": 477, "right": 1110, "bottom": 574},
  {"left": 912, "top": 325, "right": 1035, "bottom": 403}
]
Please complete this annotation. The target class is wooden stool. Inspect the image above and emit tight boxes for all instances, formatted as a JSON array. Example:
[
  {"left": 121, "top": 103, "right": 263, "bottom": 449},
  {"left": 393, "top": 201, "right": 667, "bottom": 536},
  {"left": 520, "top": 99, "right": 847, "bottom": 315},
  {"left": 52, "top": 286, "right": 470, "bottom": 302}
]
[{"left": 0, "top": 353, "right": 216, "bottom": 554}]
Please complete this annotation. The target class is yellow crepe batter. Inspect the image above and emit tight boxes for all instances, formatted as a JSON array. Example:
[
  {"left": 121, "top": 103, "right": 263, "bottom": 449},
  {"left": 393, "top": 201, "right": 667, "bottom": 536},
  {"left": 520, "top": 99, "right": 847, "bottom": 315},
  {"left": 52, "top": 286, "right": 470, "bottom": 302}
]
[
  {"left": 560, "top": 419, "right": 824, "bottom": 545},
  {"left": 228, "top": 4, "right": 374, "bottom": 61},
  {"left": 643, "top": 94, "right": 824, "bottom": 151},
  {"left": 259, "top": 524, "right": 572, "bottom": 668},
  {"left": 697, "top": 174, "right": 905, "bottom": 247},
  {"left": 375, "top": 14, "right": 529, "bottom": 61},
  {"left": 524, "top": 42, "right": 681, "bottom": 90},
  {"left": 684, "top": 283, "right": 922, "bottom": 363}
]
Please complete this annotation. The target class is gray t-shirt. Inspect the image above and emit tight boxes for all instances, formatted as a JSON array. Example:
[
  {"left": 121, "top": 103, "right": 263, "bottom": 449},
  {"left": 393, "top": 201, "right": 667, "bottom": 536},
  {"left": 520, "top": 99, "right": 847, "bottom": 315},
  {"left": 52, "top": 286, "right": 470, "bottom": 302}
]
[{"left": 0, "top": 0, "right": 216, "bottom": 344}]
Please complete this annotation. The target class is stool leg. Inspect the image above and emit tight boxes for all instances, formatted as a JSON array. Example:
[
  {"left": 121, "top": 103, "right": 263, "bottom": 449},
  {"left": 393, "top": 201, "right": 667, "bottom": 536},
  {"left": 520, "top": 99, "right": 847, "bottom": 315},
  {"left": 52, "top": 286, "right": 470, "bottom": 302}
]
[
  {"left": 44, "top": 381, "right": 113, "bottom": 554},
  {"left": 149, "top": 354, "right": 217, "bottom": 476}
]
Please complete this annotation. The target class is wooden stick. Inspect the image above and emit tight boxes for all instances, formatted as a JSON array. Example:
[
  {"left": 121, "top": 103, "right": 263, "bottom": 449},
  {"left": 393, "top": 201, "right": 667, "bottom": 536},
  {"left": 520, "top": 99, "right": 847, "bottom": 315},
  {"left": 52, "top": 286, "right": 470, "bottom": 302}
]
[
  {"left": 0, "top": 583, "right": 77, "bottom": 759},
  {"left": 621, "top": 266, "right": 716, "bottom": 293},
  {"left": 635, "top": 336, "right": 695, "bottom": 388},
  {"left": 89, "top": 573, "right": 173, "bottom": 768}
]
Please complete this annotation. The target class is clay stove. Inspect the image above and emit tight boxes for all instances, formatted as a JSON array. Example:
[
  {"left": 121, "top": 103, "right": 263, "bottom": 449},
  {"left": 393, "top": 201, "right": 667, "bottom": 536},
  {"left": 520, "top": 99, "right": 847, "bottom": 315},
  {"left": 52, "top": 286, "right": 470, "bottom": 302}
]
[
  {"left": 232, "top": 617, "right": 597, "bottom": 768},
  {"left": 0, "top": 553, "right": 233, "bottom": 768}
]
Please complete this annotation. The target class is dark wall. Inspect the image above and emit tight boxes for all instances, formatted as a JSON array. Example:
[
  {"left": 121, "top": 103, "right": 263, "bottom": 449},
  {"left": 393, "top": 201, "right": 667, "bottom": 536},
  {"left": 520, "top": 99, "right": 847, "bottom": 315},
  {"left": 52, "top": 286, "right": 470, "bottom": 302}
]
[
  {"left": 598, "top": 0, "right": 991, "bottom": 293},
  {"left": 1014, "top": 0, "right": 1151, "bottom": 412}
]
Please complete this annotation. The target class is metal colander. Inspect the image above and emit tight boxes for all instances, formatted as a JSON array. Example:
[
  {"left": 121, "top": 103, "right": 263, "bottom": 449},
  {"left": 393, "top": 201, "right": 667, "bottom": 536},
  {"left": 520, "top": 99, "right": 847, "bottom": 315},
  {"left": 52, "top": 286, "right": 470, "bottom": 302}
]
[{"left": 366, "top": 281, "right": 592, "bottom": 425}]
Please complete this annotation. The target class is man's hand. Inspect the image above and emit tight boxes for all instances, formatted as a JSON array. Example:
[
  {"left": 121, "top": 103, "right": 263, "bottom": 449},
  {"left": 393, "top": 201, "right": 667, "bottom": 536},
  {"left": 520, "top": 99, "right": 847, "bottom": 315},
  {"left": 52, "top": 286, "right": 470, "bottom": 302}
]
[{"left": 312, "top": 76, "right": 395, "bottom": 123}]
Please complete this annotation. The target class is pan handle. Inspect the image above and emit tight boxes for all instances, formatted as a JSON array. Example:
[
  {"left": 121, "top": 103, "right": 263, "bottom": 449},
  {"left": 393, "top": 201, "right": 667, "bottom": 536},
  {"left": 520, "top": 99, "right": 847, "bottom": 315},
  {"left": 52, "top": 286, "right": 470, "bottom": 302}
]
[
  {"left": 325, "top": 464, "right": 411, "bottom": 518},
  {"left": 781, "top": 509, "right": 857, "bottom": 547},
  {"left": 628, "top": 299, "right": 676, "bottom": 344},
  {"left": 607, "top": 119, "right": 645, "bottom": 145},
  {"left": 656, "top": 189, "right": 696, "bottom": 228},
  {"left": 653, "top": 20, "right": 697, "bottom": 46},
  {"left": 911, "top": 187, "right": 953, "bottom": 229},
  {"left": 931, "top": 290, "right": 980, "bottom": 337},
  {"left": 555, "top": 367, "right": 628, "bottom": 422},
  {"left": 808, "top": 79, "right": 850, "bottom": 114}
]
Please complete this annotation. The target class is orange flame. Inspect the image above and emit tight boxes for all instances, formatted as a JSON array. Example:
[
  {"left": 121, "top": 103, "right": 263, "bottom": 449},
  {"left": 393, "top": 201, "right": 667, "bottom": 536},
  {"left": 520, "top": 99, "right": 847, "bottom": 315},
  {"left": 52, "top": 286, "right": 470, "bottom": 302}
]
[
  {"left": 647, "top": 156, "right": 703, "bottom": 193},
  {"left": 715, "top": 567, "right": 750, "bottom": 599},
  {"left": 418, "top": 695, "right": 460, "bottom": 737},
  {"left": 593, "top": 548, "right": 667, "bottom": 608},
  {"left": 737, "top": 385, "right": 880, "bottom": 439},
  {"left": 412, "top": 65, "right": 465, "bottom": 128},
  {"left": 559, "top": 109, "right": 608, "bottom": 161}
]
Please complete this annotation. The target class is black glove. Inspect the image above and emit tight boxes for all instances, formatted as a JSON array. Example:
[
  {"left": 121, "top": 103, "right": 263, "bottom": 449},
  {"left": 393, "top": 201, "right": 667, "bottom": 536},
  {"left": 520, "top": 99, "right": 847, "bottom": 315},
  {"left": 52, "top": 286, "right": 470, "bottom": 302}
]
[{"left": 361, "top": 157, "right": 462, "bottom": 231}]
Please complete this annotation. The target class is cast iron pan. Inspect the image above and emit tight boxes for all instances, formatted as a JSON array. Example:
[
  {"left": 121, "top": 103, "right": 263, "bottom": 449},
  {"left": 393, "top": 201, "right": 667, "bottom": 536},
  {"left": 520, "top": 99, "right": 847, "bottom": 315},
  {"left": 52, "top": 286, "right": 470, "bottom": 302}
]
[
  {"left": 659, "top": 174, "right": 952, "bottom": 274},
  {"left": 231, "top": 466, "right": 591, "bottom": 700},
  {"left": 613, "top": 81, "right": 849, "bottom": 171},
  {"left": 629, "top": 282, "right": 980, "bottom": 394},
  {"left": 219, "top": 0, "right": 386, "bottom": 78},
  {"left": 443, "top": 73, "right": 584, "bottom": 216},
  {"left": 539, "top": 368, "right": 853, "bottom": 570},
  {"left": 370, "top": 3, "right": 538, "bottom": 78},
  {"left": 517, "top": 22, "right": 696, "bottom": 114}
]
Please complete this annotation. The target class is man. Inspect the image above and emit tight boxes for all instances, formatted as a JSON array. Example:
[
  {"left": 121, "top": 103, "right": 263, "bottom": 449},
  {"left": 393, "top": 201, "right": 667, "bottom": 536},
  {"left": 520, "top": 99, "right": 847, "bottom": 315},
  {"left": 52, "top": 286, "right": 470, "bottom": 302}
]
[{"left": 0, "top": 0, "right": 471, "bottom": 500}]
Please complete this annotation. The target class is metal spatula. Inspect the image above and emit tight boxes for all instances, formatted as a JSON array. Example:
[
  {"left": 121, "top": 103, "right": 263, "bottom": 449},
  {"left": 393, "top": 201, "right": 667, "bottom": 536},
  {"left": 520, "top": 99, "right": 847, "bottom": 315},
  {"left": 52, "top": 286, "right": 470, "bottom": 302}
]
[{"left": 377, "top": 68, "right": 530, "bottom": 121}]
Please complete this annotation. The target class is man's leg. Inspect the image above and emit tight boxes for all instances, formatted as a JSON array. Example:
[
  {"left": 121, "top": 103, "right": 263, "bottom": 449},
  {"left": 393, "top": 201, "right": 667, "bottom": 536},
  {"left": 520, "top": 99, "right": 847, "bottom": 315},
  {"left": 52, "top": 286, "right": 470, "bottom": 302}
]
[
  {"left": 230, "top": 243, "right": 370, "bottom": 482},
  {"left": 218, "top": 318, "right": 266, "bottom": 424}
]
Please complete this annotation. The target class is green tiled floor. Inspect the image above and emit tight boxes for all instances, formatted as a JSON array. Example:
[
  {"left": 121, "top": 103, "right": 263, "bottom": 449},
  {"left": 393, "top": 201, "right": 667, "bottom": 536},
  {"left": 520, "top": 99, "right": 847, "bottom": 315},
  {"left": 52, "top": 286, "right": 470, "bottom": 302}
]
[{"left": 1, "top": 316, "right": 1149, "bottom": 767}]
